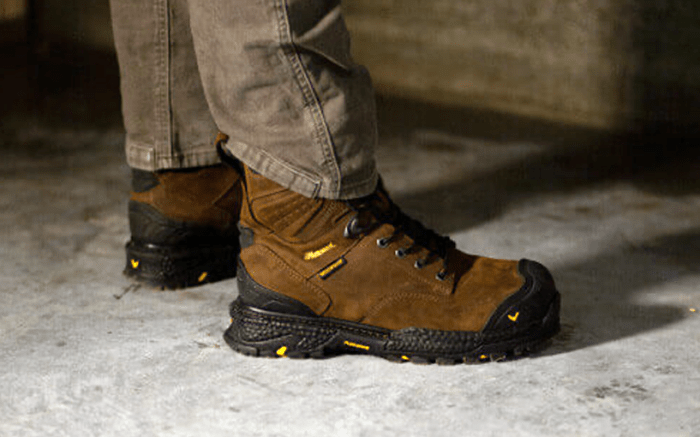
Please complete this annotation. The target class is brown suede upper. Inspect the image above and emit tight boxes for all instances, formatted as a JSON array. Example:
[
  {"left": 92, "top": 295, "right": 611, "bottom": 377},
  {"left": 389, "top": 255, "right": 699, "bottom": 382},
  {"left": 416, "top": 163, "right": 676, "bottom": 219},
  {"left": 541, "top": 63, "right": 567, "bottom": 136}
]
[
  {"left": 239, "top": 165, "right": 526, "bottom": 332},
  {"left": 130, "top": 165, "right": 242, "bottom": 228}
]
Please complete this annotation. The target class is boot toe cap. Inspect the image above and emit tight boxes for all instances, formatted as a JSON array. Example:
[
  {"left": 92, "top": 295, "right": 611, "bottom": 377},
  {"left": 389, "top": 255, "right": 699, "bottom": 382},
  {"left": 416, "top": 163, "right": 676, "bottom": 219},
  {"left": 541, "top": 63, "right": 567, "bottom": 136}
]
[{"left": 482, "top": 259, "right": 560, "bottom": 333}]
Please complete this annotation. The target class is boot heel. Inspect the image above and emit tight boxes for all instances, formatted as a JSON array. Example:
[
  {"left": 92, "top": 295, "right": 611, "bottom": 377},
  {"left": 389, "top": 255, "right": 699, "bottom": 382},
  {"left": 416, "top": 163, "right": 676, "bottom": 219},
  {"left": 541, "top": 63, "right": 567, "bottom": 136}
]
[
  {"left": 124, "top": 240, "right": 238, "bottom": 289},
  {"left": 224, "top": 299, "right": 340, "bottom": 359}
]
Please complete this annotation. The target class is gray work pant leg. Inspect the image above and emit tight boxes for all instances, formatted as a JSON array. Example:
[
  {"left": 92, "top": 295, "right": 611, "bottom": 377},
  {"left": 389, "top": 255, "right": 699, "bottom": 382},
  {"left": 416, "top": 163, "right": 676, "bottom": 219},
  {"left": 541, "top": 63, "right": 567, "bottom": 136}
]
[{"left": 109, "top": 0, "right": 378, "bottom": 199}]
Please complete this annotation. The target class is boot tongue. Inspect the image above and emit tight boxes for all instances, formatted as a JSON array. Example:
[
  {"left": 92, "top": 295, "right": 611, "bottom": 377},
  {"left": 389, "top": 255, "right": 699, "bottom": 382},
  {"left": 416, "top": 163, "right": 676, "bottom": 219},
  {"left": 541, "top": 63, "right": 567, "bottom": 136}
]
[
  {"left": 243, "top": 166, "right": 353, "bottom": 242},
  {"left": 351, "top": 180, "right": 456, "bottom": 258}
]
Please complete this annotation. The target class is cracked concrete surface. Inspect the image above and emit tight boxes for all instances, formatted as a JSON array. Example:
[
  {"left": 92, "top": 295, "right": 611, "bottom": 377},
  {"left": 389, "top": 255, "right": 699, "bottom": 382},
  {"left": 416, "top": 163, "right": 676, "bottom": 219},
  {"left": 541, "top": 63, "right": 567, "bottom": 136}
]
[{"left": 1, "top": 47, "right": 699, "bottom": 437}]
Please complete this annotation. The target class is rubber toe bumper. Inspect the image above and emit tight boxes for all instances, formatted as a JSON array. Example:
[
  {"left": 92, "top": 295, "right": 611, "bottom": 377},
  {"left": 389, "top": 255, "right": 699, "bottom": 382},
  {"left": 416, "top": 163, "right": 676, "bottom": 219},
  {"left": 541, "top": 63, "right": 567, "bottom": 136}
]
[{"left": 482, "top": 259, "right": 560, "bottom": 333}]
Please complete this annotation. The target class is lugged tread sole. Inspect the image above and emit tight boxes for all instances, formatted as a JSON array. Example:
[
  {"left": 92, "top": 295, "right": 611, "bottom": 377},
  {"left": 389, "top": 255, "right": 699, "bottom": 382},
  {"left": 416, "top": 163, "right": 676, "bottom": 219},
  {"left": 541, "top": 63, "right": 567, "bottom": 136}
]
[
  {"left": 223, "top": 294, "right": 560, "bottom": 364},
  {"left": 124, "top": 240, "right": 238, "bottom": 290}
]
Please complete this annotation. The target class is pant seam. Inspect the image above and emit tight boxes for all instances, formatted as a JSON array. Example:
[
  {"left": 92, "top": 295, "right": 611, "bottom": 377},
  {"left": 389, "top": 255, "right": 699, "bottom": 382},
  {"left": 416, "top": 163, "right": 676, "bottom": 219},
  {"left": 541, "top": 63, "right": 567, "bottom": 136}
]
[
  {"left": 275, "top": 0, "right": 342, "bottom": 197},
  {"left": 154, "top": 0, "right": 172, "bottom": 158},
  {"left": 126, "top": 140, "right": 221, "bottom": 170},
  {"left": 334, "top": 168, "right": 379, "bottom": 199},
  {"left": 156, "top": 152, "right": 219, "bottom": 169}
]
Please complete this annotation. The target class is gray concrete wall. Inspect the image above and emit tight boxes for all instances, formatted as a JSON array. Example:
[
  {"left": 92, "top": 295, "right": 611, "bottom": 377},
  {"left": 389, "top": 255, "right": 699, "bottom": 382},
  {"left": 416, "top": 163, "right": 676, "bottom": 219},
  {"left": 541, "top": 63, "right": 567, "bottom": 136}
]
[
  {"left": 29, "top": 0, "right": 700, "bottom": 132},
  {"left": 345, "top": 0, "right": 700, "bottom": 130},
  {"left": 0, "top": 0, "right": 27, "bottom": 43},
  {"left": 0, "top": 0, "right": 26, "bottom": 20},
  {"left": 38, "top": 0, "right": 114, "bottom": 50}
]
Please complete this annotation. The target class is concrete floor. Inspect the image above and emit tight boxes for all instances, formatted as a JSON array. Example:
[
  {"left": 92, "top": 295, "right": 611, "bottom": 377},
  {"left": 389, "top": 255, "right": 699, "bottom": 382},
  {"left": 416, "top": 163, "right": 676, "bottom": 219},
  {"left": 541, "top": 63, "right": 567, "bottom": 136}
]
[{"left": 1, "top": 47, "right": 699, "bottom": 437}]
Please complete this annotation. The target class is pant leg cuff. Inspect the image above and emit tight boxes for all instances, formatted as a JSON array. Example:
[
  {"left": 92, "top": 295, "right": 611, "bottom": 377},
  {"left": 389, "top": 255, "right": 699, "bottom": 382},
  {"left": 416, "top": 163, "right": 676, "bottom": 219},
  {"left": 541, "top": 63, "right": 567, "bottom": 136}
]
[{"left": 126, "top": 139, "right": 221, "bottom": 171}]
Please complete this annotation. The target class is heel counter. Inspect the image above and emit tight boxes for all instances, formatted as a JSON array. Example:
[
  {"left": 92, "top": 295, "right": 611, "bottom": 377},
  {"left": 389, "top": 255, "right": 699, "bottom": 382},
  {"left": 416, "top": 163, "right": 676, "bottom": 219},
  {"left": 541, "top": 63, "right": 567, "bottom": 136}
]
[
  {"left": 128, "top": 200, "right": 239, "bottom": 245},
  {"left": 236, "top": 261, "right": 318, "bottom": 317}
]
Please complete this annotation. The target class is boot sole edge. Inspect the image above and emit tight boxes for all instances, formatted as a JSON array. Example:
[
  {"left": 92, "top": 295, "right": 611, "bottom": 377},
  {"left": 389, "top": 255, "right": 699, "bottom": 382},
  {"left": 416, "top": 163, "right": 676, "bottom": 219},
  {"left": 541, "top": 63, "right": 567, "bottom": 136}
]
[{"left": 223, "top": 294, "right": 560, "bottom": 365}]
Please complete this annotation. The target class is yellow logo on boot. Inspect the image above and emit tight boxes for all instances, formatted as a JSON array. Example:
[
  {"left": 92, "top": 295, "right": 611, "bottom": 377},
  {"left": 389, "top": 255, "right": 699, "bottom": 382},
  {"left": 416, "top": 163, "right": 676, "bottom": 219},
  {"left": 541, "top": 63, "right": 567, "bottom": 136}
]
[
  {"left": 304, "top": 242, "right": 336, "bottom": 261},
  {"left": 318, "top": 257, "right": 347, "bottom": 280}
]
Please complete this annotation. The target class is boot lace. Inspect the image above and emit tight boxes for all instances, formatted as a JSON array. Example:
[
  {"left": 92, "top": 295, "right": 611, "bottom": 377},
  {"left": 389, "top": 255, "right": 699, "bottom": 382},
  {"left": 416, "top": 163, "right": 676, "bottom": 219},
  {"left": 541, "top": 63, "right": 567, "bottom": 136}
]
[{"left": 343, "top": 182, "right": 456, "bottom": 281}]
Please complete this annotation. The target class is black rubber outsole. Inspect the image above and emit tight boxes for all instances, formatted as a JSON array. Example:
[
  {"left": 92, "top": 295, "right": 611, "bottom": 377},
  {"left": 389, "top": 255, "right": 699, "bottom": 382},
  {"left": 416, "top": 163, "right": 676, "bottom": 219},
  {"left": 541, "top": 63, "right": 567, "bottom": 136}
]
[
  {"left": 124, "top": 240, "right": 238, "bottom": 290},
  {"left": 223, "top": 293, "right": 560, "bottom": 364}
]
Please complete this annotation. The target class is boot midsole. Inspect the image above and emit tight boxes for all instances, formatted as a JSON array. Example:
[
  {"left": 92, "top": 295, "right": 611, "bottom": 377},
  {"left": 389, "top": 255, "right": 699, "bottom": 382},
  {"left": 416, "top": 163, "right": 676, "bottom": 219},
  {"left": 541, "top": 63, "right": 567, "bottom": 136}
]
[{"left": 225, "top": 294, "right": 560, "bottom": 359}]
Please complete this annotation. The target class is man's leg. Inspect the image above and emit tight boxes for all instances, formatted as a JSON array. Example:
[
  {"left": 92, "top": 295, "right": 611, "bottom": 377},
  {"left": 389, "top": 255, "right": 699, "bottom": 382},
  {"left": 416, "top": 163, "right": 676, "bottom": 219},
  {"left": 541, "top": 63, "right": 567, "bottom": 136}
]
[
  {"left": 188, "top": 0, "right": 379, "bottom": 200},
  {"left": 110, "top": 0, "right": 242, "bottom": 289},
  {"left": 184, "top": 1, "right": 561, "bottom": 362},
  {"left": 110, "top": 0, "right": 219, "bottom": 169}
]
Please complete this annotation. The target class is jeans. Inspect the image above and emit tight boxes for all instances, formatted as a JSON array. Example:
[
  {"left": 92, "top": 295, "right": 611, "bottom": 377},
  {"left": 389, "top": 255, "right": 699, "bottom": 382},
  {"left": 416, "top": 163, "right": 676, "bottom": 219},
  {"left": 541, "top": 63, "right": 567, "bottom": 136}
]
[{"left": 109, "top": 0, "right": 378, "bottom": 199}]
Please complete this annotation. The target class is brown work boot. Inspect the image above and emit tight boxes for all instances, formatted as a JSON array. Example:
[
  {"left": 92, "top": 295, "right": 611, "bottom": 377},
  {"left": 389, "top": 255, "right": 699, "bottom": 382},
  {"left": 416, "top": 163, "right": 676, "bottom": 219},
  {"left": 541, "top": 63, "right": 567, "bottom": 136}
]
[
  {"left": 224, "top": 165, "right": 560, "bottom": 363},
  {"left": 124, "top": 163, "right": 242, "bottom": 289}
]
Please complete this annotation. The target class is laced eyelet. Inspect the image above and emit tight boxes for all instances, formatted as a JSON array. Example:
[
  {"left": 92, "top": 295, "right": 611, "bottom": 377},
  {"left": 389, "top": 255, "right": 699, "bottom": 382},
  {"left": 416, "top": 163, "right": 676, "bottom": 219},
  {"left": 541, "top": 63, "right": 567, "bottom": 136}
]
[
  {"left": 343, "top": 217, "right": 359, "bottom": 239},
  {"left": 414, "top": 259, "right": 426, "bottom": 269},
  {"left": 376, "top": 237, "right": 389, "bottom": 248},
  {"left": 395, "top": 248, "right": 407, "bottom": 259},
  {"left": 435, "top": 270, "right": 447, "bottom": 281}
]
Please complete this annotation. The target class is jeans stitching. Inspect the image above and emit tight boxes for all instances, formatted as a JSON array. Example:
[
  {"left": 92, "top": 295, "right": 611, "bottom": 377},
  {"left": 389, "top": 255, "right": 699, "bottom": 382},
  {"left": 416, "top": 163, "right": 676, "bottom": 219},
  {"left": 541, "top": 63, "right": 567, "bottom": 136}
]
[
  {"left": 228, "top": 139, "right": 320, "bottom": 188},
  {"left": 126, "top": 141, "right": 220, "bottom": 170},
  {"left": 154, "top": 0, "right": 171, "bottom": 165}
]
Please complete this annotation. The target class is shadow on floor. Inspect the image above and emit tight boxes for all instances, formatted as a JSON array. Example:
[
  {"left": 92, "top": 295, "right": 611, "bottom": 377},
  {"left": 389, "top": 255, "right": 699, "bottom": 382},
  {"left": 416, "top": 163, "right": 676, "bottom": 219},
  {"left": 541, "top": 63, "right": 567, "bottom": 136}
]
[
  {"left": 378, "top": 95, "right": 698, "bottom": 355},
  {"left": 544, "top": 228, "right": 699, "bottom": 355},
  {"left": 380, "top": 95, "right": 700, "bottom": 234}
]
